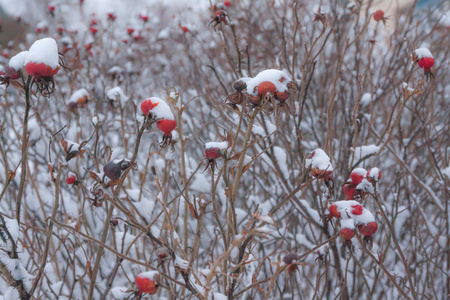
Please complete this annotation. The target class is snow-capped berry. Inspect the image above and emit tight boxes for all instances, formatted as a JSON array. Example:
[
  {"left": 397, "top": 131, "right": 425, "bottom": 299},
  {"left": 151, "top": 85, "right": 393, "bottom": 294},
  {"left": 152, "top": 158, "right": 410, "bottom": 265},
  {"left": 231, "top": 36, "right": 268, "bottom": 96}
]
[
  {"left": 343, "top": 183, "right": 356, "bottom": 200},
  {"left": 351, "top": 205, "right": 363, "bottom": 215},
  {"left": 366, "top": 167, "right": 382, "bottom": 183},
  {"left": 358, "top": 222, "right": 378, "bottom": 236},
  {"left": 5, "top": 65, "right": 20, "bottom": 80},
  {"left": 157, "top": 119, "right": 177, "bottom": 135},
  {"left": 305, "top": 149, "right": 334, "bottom": 179},
  {"left": 350, "top": 168, "right": 367, "bottom": 185},
  {"left": 24, "top": 38, "right": 60, "bottom": 78},
  {"left": 140, "top": 99, "right": 158, "bottom": 115},
  {"left": 155, "top": 247, "right": 168, "bottom": 259},
  {"left": 205, "top": 148, "right": 223, "bottom": 160},
  {"left": 66, "top": 175, "right": 76, "bottom": 184},
  {"left": 135, "top": 271, "right": 159, "bottom": 295},
  {"left": 373, "top": 10, "right": 384, "bottom": 21},
  {"left": 257, "top": 81, "right": 277, "bottom": 96},
  {"left": 340, "top": 228, "right": 355, "bottom": 240},
  {"left": 414, "top": 48, "right": 434, "bottom": 80},
  {"left": 328, "top": 204, "right": 341, "bottom": 218}
]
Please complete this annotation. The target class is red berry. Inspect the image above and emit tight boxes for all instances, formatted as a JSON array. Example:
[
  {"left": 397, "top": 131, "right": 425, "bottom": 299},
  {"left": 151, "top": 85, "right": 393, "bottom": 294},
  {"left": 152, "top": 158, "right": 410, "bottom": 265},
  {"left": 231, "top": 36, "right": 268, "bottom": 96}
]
[
  {"left": 25, "top": 62, "right": 60, "bottom": 77},
  {"left": 274, "top": 90, "right": 290, "bottom": 102},
  {"left": 91, "top": 19, "right": 97, "bottom": 26},
  {"left": 366, "top": 168, "right": 382, "bottom": 183},
  {"left": 127, "top": 27, "right": 134, "bottom": 35},
  {"left": 257, "top": 81, "right": 276, "bottom": 95},
  {"left": 350, "top": 168, "right": 366, "bottom": 185},
  {"left": 155, "top": 247, "right": 168, "bottom": 259},
  {"left": 140, "top": 98, "right": 159, "bottom": 115},
  {"left": 418, "top": 57, "right": 434, "bottom": 70},
  {"left": 139, "top": 14, "right": 149, "bottom": 22},
  {"left": 5, "top": 65, "right": 21, "bottom": 80},
  {"left": 135, "top": 273, "right": 158, "bottom": 295},
  {"left": 110, "top": 218, "right": 119, "bottom": 227},
  {"left": 157, "top": 119, "right": 177, "bottom": 135},
  {"left": 89, "top": 27, "right": 98, "bottom": 34},
  {"left": 351, "top": 205, "right": 363, "bottom": 215},
  {"left": 107, "top": 13, "right": 116, "bottom": 21},
  {"left": 205, "top": 148, "right": 223, "bottom": 160},
  {"left": 340, "top": 228, "right": 355, "bottom": 240},
  {"left": 66, "top": 175, "right": 76, "bottom": 185},
  {"left": 343, "top": 183, "right": 355, "bottom": 200},
  {"left": 358, "top": 222, "right": 378, "bottom": 236},
  {"left": 48, "top": 5, "right": 55, "bottom": 12},
  {"left": 329, "top": 204, "right": 341, "bottom": 218},
  {"left": 373, "top": 10, "right": 384, "bottom": 22},
  {"left": 224, "top": 0, "right": 231, "bottom": 7},
  {"left": 181, "top": 26, "right": 188, "bottom": 33}
]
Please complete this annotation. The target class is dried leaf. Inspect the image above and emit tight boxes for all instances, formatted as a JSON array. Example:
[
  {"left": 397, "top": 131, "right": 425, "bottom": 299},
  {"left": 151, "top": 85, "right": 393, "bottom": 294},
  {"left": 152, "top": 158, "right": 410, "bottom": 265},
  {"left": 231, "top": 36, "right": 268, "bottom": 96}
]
[
  {"left": 48, "top": 164, "right": 55, "bottom": 182},
  {"left": 89, "top": 171, "right": 100, "bottom": 182},
  {"left": 242, "top": 162, "right": 251, "bottom": 174},
  {"left": 7, "top": 170, "right": 15, "bottom": 180},
  {"left": 87, "top": 260, "right": 92, "bottom": 279},
  {"left": 61, "top": 138, "right": 68, "bottom": 152},
  {"left": 252, "top": 273, "right": 264, "bottom": 292},
  {"left": 229, "top": 152, "right": 241, "bottom": 160},
  {"left": 189, "top": 203, "right": 198, "bottom": 219}
]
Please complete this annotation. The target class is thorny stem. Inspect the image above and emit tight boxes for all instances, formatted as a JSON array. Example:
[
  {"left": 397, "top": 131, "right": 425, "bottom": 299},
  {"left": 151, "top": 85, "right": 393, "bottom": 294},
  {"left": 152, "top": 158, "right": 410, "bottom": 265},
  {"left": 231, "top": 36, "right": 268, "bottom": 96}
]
[{"left": 16, "top": 76, "right": 32, "bottom": 226}]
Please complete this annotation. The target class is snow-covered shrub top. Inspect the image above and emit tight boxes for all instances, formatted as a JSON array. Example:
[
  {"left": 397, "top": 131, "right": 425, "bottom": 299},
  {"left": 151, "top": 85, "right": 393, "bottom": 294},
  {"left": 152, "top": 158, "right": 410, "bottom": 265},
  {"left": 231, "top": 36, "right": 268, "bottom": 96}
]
[
  {"left": 24, "top": 38, "right": 59, "bottom": 68},
  {"left": 243, "top": 69, "right": 291, "bottom": 96},
  {"left": 69, "top": 88, "right": 89, "bottom": 103},
  {"left": 305, "top": 148, "right": 334, "bottom": 171},
  {"left": 142, "top": 97, "right": 174, "bottom": 120},
  {"left": 331, "top": 200, "right": 375, "bottom": 229},
  {"left": 205, "top": 141, "right": 228, "bottom": 150}
]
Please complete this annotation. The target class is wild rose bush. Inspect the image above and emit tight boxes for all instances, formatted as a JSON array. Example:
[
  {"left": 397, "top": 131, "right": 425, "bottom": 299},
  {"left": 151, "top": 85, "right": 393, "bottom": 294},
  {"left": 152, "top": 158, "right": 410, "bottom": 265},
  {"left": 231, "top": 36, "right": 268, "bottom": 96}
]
[{"left": 0, "top": 0, "right": 449, "bottom": 299}]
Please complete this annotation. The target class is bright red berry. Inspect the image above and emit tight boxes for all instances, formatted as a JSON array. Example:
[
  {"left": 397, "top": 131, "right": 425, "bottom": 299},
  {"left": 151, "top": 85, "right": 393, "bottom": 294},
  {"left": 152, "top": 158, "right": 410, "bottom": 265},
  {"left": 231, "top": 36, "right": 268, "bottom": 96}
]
[
  {"left": 224, "top": 0, "right": 231, "bottom": 7},
  {"left": 328, "top": 204, "right": 341, "bottom": 218},
  {"left": 340, "top": 228, "right": 355, "bottom": 240},
  {"left": 350, "top": 168, "right": 366, "bottom": 185},
  {"left": 139, "top": 14, "right": 149, "bottom": 22},
  {"left": 66, "top": 175, "right": 76, "bottom": 185},
  {"left": 366, "top": 168, "right": 382, "bottom": 183},
  {"left": 89, "top": 27, "right": 98, "bottom": 35},
  {"left": 127, "top": 27, "right": 135, "bottom": 35},
  {"left": 25, "top": 62, "right": 59, "bottom": 77},
  {"left": 157, "top": 119, "right": 177, "bottom": 135},
  {"left": 181, "top": 26, "right": 188, "bottom": 33},
  {"left": 135, "top": 272, "right": 158, "bottom": 295},
  {"left": 48, "top": 5, "right": 55, "bottom": 12},
  {"left": 343, "top": 183, "right": 356, "bottom": 200},
  {"left": 5, "top": 66, "right": 21, "bottom": 80},
  {"left": 373, "top": 10, "right": 384, "bottom": 22},
  {"left": 107, "top": 13, "right": 116, "bottom": 21},
  {"left": 417, "top": 57, "right": 435, "bottom": 71},
  {"left": 358, "top": 222, "right": 378, "bottom": 236}
]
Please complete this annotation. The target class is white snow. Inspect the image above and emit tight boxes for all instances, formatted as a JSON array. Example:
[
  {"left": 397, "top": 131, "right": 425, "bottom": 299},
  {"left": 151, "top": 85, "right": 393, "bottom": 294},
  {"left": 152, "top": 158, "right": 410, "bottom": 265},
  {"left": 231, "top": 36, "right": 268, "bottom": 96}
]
[
  {"left": 25, "top": 38, "right": 59, "bottom": 68},
  {"left": 205, "top": 141, "right": 228, "bottom": 149},
  {"left": 273, "top": 146, "right": 289, "bottom": 178},
  {"left": 360, "top": 93, "right": 372, "bottom": 107},
  {"left": 174, "top": 255, "right": 189, "bottom": 269},
  {"left": 443, "top": 166, "right": 450, "bottom": 179},
  {"left": 107, "top": 87, "right": 128, "bottom": 105},
  {"left": 110, "top": 287, "right": 129, "bottom": 299},
  {"left": 414, "top": 48, "right": 433, "bottom": 59},
  {"left": 69, "top": 88, "right": 89, "bottom": 103},
  {"left": 305, "top": 148, "right": 334, "bottom": 171},
  {"left": 353, "top": 145, "right": 380, "bottom": 162},
  {"left": 137, "top": 270, "right": 158, "bottom": 280},
  {"left": 8, "top": 51, "right": 28, "bottom": 70},
  {"left": 355, "top": 178, "right": 374, "bottom": 194},
  {"left": 244, "top": 69, "right": 291, "bottom": 96}
]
